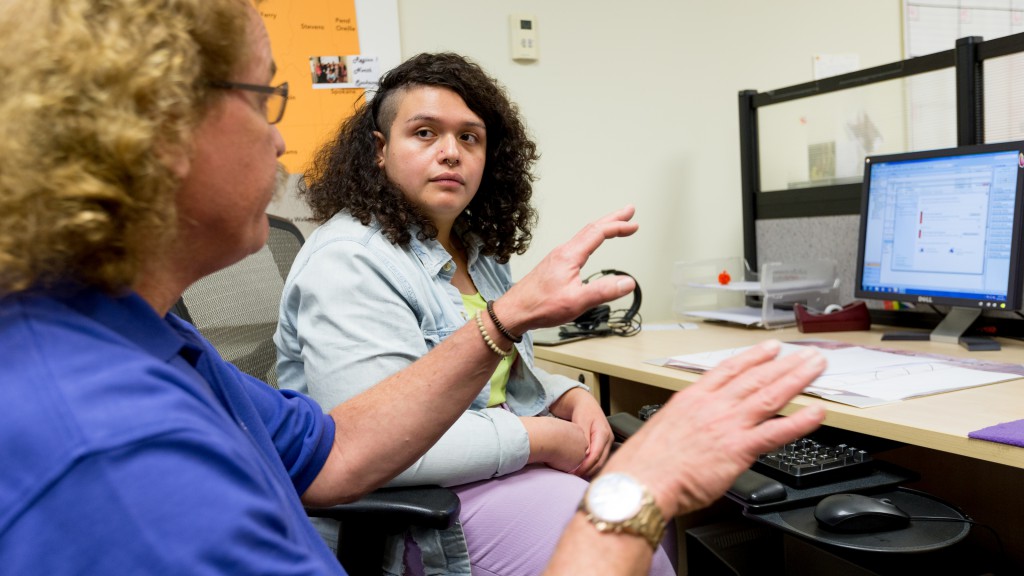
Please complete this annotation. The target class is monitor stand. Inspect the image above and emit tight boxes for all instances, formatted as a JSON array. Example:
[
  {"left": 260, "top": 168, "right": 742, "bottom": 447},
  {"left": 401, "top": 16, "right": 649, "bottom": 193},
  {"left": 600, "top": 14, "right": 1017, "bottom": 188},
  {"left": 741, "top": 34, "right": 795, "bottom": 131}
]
[{"left": 881, "top": 307, "right": 999, "bottom": 351}]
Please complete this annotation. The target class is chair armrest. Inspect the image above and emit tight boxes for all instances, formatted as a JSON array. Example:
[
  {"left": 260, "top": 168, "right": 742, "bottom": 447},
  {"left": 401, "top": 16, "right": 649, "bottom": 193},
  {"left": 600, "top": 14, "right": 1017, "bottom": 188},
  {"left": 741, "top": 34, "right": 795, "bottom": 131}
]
[
  {"left": 608, "top": 412, "right": 644, "bottom": 442},
  {"left": 305, "top": 486, "right": 461, "bottom": 531}
]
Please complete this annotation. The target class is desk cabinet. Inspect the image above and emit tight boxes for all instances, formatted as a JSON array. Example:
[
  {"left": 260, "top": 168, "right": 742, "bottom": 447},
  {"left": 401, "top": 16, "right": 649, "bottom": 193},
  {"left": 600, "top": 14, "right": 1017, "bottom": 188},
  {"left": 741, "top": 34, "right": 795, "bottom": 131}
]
[{"left": 534, "top": 358, "right": 599, "bottom": 405}]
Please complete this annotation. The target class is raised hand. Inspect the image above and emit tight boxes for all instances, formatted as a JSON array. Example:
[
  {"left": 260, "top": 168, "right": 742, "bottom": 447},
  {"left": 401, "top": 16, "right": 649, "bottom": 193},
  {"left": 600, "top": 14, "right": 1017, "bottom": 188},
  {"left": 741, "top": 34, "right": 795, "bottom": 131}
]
[{"left": 493, "top": 206, "right": 639, "bottom": 335}]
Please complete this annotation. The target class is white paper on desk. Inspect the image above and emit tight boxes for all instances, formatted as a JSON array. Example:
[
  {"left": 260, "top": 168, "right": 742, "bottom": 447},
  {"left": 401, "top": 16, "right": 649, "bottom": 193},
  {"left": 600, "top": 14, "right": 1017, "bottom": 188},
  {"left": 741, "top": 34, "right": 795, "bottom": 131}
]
[
  {"left": 643, "top": 322, "right": 700, "bottom": 331},
  {"left": 663, "top": 342, "right": 809, "bottom": 372},
  {"left": 808, "top": 365, "right": 1018, "bottom": 403},
  {"left": 660, "top": 342, "right": 1020, "bottom": 408},
  {"left": 683, "top": 306, "right": 795, "bottom": 327}
]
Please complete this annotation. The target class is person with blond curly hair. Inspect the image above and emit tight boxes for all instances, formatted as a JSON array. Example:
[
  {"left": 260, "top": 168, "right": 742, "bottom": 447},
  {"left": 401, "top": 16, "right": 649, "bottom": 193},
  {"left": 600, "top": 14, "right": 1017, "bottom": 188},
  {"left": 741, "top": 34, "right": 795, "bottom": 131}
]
[{"left": 0, "top": 0, "right": 826, "bottom": 574}]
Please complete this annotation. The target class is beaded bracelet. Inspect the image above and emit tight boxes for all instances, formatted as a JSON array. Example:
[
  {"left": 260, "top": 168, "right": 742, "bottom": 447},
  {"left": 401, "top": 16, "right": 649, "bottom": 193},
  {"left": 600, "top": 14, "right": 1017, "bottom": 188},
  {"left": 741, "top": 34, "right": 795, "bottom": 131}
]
[
  {"left": 486, "top": 300, "right": 523, "bottom": 343},
  {"left": 475, "top": 311, "right": 514, "bottom": 357}
]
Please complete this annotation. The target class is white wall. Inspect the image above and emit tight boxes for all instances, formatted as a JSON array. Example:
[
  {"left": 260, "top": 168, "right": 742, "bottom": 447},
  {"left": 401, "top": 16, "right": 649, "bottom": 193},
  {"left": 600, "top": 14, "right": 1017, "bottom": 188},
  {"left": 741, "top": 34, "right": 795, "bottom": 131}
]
[{"left": 395, "top": 1, "right": 904, "bottom": 321}]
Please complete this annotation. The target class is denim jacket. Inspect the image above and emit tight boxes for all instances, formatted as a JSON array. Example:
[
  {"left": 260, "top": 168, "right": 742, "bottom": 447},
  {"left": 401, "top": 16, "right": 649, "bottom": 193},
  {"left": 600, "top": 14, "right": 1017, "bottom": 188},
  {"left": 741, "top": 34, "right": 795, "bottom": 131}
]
[{"left": 275, "top": 212, "right": 584, "bottom": 574}]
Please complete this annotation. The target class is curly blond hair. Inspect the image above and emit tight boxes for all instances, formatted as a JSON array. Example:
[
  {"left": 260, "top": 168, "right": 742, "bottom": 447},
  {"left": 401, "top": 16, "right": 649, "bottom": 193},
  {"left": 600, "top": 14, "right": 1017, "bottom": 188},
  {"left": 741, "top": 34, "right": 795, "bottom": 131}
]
[{"left": 0, "top": 0, "right": 251, "bottom": 295}]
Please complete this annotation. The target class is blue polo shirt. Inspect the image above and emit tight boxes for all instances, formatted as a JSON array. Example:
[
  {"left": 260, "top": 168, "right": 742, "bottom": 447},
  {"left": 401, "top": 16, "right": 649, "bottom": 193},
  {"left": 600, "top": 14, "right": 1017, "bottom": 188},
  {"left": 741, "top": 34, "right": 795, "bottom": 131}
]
[{"left": 0, "top": 288, "right": 344, "bottom": 574}]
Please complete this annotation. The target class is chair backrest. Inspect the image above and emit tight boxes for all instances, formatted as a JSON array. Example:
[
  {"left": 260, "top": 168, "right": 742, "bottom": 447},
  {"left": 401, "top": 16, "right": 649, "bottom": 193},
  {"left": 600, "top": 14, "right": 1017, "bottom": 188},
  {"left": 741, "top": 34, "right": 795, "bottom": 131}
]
[
  {"left": 174, "top": 215, "right": 304, "bottom": 388},
  {"left": 172, "top": 215, "right": 461, "bottom": 574}
]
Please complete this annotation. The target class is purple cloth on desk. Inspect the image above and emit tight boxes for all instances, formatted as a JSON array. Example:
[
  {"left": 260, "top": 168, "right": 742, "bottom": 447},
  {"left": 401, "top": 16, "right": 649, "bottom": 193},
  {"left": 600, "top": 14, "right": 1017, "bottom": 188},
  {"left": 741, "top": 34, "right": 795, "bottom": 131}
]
[{"left": 968, "top": 419, "right": 1024, "bottom": 448}]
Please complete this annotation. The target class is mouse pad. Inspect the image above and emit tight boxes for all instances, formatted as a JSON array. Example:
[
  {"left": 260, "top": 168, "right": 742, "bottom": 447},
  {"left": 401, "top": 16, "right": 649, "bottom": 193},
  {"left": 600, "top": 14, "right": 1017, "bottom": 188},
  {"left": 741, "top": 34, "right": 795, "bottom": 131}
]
[
  {"left": 969, "top": 417, "right": 1024, "bottom": 448},
  {"left": 742, "top": 488, "right": 969, "bottom": 553}
]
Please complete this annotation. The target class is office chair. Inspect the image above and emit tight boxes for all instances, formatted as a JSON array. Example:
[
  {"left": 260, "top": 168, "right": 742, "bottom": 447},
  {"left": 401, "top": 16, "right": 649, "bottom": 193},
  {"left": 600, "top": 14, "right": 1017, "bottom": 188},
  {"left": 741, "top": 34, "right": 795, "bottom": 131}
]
[{"left": 172, "top": 214, "right": 460, "bottom": 574}]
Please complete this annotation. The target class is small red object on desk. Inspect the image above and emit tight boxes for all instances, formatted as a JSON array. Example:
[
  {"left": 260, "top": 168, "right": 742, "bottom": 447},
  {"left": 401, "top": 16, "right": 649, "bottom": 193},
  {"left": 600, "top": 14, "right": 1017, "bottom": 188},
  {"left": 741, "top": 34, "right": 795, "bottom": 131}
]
[
  {"left": 717, "top": 270, "right": 731, "bottom": 285},
  {"left": 794, "top": 301, "right": 871, "bottom": 333}
]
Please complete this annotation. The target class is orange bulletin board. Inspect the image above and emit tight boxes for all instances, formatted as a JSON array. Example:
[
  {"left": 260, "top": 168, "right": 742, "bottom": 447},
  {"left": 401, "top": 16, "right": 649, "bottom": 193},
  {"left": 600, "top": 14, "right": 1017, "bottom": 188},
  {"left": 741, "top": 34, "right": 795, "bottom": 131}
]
[{"left": 259, "top": 0, "right": 365, "bottom": 174}]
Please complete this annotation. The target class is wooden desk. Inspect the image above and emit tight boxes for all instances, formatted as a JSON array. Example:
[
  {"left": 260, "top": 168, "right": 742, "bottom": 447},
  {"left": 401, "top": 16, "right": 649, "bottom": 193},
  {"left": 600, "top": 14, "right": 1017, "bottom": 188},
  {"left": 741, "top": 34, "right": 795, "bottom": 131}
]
[
  {"left": 537, "top": 324, "right": 1024, "bottom": 572},
  {"left": 536, "top": 324, "right": 1024, "bottom": 469}
]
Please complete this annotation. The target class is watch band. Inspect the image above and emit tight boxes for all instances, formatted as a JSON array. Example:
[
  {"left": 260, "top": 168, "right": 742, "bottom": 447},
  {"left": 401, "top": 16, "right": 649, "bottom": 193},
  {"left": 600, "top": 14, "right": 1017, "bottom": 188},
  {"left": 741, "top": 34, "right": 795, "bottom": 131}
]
[{"left": 578, "top": 477, "right": 667, "bottom": 550}]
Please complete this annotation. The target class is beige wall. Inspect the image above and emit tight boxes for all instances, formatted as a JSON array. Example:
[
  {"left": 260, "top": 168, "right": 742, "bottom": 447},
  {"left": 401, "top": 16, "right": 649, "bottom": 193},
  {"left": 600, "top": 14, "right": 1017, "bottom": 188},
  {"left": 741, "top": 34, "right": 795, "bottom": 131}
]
[{"left": 395, "top": 1, "right": 903, "bottom": 321}]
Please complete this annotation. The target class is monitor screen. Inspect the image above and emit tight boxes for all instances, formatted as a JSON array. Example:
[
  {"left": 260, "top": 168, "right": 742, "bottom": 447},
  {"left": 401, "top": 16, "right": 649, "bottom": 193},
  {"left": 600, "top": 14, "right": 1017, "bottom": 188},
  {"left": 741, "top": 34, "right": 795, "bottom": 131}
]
[{"left": 855, "top": 141, "right": 1024, "bottom": 312}]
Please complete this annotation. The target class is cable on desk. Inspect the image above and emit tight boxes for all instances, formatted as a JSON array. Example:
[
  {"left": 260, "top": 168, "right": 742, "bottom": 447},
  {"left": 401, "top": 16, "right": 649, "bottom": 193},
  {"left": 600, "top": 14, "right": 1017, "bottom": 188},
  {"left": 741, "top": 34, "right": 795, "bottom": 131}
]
[
  {"left": 608, "top": 308, "right": 642, "bottom": 337},
  {"left": 582, "top": 269, "right": 642, "bottom": 338}
]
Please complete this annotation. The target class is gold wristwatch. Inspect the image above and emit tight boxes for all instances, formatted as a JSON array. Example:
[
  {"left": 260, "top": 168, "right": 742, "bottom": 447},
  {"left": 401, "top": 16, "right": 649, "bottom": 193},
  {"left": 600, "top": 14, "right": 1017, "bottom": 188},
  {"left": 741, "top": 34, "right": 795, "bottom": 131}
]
[{"left": 578, "top": 473, "right": 667, "bottom": 550}]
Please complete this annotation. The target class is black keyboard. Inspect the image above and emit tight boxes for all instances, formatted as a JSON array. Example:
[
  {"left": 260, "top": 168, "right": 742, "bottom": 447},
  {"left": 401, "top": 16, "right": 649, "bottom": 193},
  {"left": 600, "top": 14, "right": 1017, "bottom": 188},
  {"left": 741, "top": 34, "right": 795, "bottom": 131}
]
[
  {"left": 752, "top": 437, "right": 874, "bottom": 488},
  {"left": 635, "top": 405, "right": 884, "bottom": 491}
]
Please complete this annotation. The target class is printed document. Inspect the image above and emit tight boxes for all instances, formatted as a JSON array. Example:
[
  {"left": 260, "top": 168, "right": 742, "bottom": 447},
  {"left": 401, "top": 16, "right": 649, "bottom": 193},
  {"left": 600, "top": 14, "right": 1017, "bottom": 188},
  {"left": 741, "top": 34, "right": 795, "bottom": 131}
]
[{"left": 656, "top": 340, "right": 1024, "bottom": 408}]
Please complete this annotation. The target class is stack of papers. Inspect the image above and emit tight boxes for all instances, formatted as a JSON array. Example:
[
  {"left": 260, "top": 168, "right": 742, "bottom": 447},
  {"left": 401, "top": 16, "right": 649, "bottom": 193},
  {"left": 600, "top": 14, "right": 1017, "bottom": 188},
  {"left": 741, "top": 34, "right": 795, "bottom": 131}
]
[
  {"left": 683, "top": 306, "right": 795, "bottom": 327},
  {"left": 656, "top": 340, "right": 1024, "bottom": 408}
]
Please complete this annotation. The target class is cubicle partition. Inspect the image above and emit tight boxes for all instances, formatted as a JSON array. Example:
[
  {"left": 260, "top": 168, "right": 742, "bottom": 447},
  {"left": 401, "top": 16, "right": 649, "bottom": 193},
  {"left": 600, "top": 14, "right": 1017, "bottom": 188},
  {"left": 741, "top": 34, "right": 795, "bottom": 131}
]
[{"left": 739, "top": 33, "right": 1024, "bottom": 334}]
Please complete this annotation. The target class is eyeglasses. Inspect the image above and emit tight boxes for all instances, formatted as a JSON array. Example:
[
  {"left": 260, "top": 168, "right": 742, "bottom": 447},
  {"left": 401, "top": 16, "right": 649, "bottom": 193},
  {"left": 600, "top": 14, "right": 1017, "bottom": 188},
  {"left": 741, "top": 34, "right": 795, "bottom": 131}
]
[{"left": 209, "top": 80, "right": 289, "bottom": 125}]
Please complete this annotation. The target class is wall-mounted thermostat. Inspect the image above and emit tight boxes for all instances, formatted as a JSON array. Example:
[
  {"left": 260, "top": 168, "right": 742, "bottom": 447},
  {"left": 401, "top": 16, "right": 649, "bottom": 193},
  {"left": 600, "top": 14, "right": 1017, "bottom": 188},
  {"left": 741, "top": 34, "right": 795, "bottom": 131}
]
[{"left": 510, "top": 15, "right": 538, "bottom": 61}]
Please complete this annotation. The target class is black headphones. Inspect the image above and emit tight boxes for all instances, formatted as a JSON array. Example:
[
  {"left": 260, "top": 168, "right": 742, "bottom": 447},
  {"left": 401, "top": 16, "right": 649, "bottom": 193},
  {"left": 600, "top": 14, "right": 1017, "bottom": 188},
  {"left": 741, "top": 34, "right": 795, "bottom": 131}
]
[{"left": 567, "top": 269, "right": 642, "bottom": 336}]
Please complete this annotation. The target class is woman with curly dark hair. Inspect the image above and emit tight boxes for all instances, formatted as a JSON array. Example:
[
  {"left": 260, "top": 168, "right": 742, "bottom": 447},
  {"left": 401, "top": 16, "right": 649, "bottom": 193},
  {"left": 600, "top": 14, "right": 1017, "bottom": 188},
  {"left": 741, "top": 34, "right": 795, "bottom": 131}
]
[
  {"left": 275, "top": 53, "right": 675, "bottom": 575},
  {"left": 301, "top": 52, "right": 537, "bottom": 263}
]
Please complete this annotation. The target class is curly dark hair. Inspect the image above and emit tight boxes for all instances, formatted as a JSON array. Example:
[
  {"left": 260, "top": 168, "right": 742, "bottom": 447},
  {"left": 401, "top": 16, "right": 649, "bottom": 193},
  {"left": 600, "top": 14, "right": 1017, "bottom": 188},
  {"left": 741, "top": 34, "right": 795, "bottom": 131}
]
[{"left": 301, "top": 52, "right": 538, "bottom": 262}]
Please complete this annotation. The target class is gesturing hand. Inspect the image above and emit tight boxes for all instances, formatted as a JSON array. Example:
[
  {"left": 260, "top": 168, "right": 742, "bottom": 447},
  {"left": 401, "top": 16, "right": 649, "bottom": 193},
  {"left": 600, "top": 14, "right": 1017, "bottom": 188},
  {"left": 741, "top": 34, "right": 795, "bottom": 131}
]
[
  {"left": 599, "top": 340, "right": 827, "bottom": 519},
  {"left": 493, "top": 206, "right": 639, "bottom": 335}
]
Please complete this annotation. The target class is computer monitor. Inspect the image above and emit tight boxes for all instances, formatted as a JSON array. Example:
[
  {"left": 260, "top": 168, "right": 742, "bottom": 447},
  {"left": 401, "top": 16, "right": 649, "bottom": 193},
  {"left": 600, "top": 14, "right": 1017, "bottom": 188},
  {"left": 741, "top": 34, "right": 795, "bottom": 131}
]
[{"left": 854, "top": 141, "right": 1024, "bottom": 349}]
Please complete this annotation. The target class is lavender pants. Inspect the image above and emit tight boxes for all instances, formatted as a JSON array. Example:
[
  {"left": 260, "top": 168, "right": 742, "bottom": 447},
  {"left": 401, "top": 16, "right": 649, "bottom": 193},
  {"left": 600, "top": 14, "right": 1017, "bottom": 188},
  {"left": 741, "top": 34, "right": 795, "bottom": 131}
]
[{"left": 406, "top": 465, "right": 676, "bottom": 575}]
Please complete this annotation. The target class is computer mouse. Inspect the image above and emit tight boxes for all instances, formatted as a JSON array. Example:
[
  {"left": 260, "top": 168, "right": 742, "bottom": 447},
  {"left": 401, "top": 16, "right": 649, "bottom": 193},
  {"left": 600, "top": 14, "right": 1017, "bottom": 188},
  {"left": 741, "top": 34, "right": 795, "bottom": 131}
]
[{"left": 813, "top": 493, "right": 911, "bottom": 533}]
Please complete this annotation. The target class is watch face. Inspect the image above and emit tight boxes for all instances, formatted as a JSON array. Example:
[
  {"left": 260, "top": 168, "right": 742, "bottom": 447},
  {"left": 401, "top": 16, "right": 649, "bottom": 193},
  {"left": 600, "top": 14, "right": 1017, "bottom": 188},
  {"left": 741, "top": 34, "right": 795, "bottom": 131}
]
[{"left": 587, "top": 473, "right": 644, "bottom": 522}]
